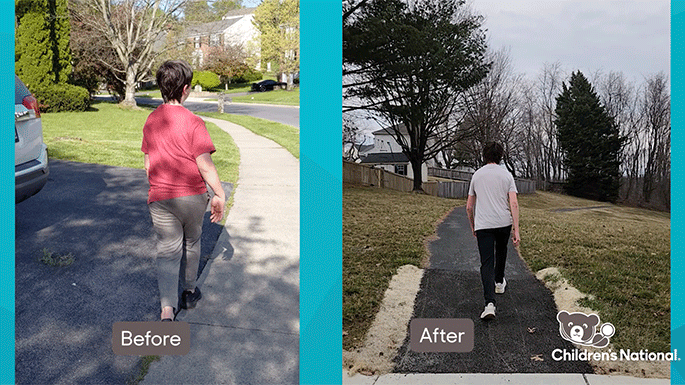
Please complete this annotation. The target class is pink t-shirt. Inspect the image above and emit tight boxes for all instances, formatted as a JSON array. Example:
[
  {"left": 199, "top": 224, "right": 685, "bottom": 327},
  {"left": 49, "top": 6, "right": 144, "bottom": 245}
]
[{"left": 141, "top": 104, "right": 216, "bottom": 203}]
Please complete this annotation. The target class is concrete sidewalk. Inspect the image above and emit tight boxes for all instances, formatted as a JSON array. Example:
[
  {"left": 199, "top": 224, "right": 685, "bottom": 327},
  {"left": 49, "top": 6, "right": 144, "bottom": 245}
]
[
  {"left": 344, "top": 371, "right": 670, "bottom": 384},
  {"left": 142, "top": 118, "right": 299, "bottom": 384}
]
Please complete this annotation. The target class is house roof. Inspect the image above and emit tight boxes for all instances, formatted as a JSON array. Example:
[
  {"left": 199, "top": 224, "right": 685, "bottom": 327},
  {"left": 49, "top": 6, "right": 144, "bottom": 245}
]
[
  {"left": 360, "top": 152, "right": 409, "bottom": 164},
  {"left": 371, "top": 122, "right": 409, "bottom": 136},
  {"left": 185, "top": 18, "right": 240, "bottom": 37},
  {"left": 358, "top": 144, "right": 375, "bottom": 154},
  {"left": 222, "top": 7, "right": 257, "bottom": 19}
]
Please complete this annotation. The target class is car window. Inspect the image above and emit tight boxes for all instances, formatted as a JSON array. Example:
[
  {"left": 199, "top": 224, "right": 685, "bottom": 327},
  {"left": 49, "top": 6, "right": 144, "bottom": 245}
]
[{"left": 15, "top": 75, "right": 31, "bottom": 105}]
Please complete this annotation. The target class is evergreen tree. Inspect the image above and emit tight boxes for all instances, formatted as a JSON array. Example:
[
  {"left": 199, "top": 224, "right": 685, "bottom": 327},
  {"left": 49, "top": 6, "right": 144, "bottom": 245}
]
[
  {"left": 555, "top": 71, "right": 623, "bottom": 202},
  {"left": 16, "top": 0, "right": 72, "bottom": 89}
]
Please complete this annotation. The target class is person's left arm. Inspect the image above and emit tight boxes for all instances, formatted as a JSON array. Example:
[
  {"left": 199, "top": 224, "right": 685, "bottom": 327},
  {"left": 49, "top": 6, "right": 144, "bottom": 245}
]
[{"left": 196, "top": 153, "right": 226, "bottom": 223}]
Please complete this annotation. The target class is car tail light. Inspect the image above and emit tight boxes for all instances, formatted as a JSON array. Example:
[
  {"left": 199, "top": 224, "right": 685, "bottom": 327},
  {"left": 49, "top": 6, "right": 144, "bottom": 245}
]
[{"left": 22, "top": 95, "right": 40, "bottom": 118}]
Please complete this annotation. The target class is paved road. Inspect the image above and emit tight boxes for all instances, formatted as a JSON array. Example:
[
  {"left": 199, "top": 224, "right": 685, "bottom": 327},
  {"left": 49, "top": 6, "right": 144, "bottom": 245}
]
[
  {"left": 15, "top": 160, "right": 230, "bottom": 384},
  {"left": 184, "top": 98, "right": 300, "bottom": 129},
  {"left": 94, "top": 95, "right": 300, "bottom": 128},
  {"left": 393, "top": 207, "right": 592, "bottom": 373}
]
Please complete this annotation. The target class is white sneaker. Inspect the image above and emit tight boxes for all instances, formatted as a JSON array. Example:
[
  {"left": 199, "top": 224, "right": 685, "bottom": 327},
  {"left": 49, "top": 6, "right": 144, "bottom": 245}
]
[
  {"left": 481, "top": 303, "right": 496, "bottom": 320},
  {"left": 495, "top": 278, "right": 507, "bottom": 294}
]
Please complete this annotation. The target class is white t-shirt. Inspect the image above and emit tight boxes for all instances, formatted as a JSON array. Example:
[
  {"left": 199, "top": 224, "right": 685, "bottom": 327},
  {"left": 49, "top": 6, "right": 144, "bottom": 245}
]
[{"left": 468, "top": 164, "right": 518, "bottom": 231}]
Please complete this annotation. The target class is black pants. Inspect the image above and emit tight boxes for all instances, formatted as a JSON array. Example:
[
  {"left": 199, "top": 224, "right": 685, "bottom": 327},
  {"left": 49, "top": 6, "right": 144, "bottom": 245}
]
[{"left": 476, "top": 225, "right": 512, "bottom": 306}]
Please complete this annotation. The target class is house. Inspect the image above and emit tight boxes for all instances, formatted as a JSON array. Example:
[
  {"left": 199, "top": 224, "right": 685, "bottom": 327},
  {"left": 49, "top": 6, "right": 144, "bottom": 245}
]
[
  {"left": 343, "top": 142, "right": 374, "bottom": 162},
  {"left": 359, "top": 123, "right": 434, "bottom": 182},
  {"left": 185, "top": 8, "right": 259, "bottom": 68}
]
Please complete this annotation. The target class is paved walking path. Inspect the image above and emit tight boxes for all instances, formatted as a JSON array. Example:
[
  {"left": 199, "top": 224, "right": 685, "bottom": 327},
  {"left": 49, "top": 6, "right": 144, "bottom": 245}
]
[
  {"left": 393, "top": 207, "right": 591, "bottom": 373},
  {"left": 345, "top": 207, "right": 669, "bottom": 384},
  {"left": 142, "top": 118, "right": 299, "bottom": 384}
]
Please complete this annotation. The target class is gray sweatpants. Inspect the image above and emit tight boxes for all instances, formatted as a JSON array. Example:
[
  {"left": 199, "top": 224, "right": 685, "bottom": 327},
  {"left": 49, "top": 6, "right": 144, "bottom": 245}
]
[{"left": 148, "top": 193, "right": 209, "bottom": 310}]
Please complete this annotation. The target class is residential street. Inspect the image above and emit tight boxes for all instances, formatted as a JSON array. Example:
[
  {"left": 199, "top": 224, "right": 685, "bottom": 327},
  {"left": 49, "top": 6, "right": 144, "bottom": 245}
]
[{"left": 93, "top": 95, "right": 300, "bottom": 128}]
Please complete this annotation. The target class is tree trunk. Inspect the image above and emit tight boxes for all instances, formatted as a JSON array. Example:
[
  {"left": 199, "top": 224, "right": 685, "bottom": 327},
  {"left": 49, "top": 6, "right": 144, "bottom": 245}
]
[
  {"left": 122, "top": 68, "right": 137, "bottom": 107},
  {"left": 410, "top": 157, "right": 423, "bottom": 192}
]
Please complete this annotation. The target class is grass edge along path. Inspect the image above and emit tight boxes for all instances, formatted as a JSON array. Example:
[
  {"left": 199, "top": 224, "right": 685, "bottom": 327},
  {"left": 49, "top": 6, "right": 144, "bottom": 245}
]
[
  {"left": 343, "top": 185, "right": 461, "bottom": 350},
  {"left": 517, "top": 191, "right": 670, "bottom": 353},
  {"left": 343, "top": 187, "right": 670, "bottom": 355},
  {"left": 229, "top": 88, "right": 299, "bottom": 106},
  {"left": 40, "top": 101, "right": 240, "bottom": 216},
  {"left": 198, "top": 112, "right": 299, "bottom": 159}
]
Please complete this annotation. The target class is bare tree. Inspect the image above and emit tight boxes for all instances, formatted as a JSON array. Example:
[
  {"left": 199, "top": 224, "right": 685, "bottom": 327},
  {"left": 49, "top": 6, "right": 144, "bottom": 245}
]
[
  {"left": 641, "top": 72, "right": 670, "bottom": 207},
  {"left": 343, "top": 113, "right": 362, "bottom": 161},
  {"left": 453, "top": 47, "right": 524, "bottom": 175},
  {"left": 594, "top": 71, "right": 642, "bottom": 201},
  {"left": 534, "top": 62, "right": 566, "bottom": 183},
  {"left": 70, "top": 0, "right": 186, "bottom": 107}
]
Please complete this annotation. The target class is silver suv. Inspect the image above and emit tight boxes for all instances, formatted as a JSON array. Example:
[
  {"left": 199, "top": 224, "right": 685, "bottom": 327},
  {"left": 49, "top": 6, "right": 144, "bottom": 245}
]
[{"left": 15, "top": 75, "right": 49, "bottom": 203}]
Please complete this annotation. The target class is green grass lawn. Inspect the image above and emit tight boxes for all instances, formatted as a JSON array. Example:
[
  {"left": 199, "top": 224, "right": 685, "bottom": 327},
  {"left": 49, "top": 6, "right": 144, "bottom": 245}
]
[
  {"left": 230, "top": 88, "right": 299, "bottom": 106},
  {"left": 136, "top": 90, "right": 161, "bottom": 98},
  {"left": 343, "top": 187, "right": 670, "bottom": 354},
  {"left": 343, "top": 186, "right": 460, "bottom": 350},
  {"left": 518, "top": 191, "right": 670, "bottom": 352},
  {"left": 198, "top": 112, "right": 299, "bottom": 159},
  {"left": 221, "top": 83, "right": 252, "bottom": 93},
  {"left": 41, "top": 101, "right": 239, "bottom": 186}
]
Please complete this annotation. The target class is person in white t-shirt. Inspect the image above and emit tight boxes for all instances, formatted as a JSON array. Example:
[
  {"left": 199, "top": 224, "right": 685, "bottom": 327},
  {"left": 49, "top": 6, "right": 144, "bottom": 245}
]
[{"left": 466, "top": 142, "right": 520, "bottom": 320}]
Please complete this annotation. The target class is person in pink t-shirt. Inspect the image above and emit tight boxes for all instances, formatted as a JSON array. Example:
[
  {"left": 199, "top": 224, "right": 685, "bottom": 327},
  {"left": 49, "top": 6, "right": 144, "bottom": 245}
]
[{"left": 142, "top": 60, "right": 226, "bottom": 321}]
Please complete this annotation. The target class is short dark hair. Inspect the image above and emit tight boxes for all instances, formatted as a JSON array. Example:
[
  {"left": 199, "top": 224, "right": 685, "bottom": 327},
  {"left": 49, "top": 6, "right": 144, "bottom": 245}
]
[
  {"left": 156, "top": 60, "right": 193, "bottom": 103},
  {"left": 483, "top": 142, "right": 504, "bottom": 164}
]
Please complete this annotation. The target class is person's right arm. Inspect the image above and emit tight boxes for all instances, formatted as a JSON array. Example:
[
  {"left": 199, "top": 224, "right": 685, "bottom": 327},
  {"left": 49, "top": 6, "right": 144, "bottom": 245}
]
[
  {"left": 196, "top": 153, "right": 226, "bottom": 223},
  {"left": 466, "top": 194, "right": 476, "bottom": 237},
  {"left": 508, "top": 191, "right": 520, "bottom": 246}
]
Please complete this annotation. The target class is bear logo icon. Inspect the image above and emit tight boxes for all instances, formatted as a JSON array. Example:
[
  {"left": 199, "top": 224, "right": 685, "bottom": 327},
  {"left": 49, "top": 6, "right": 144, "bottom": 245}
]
[{"left": 556, "top": 311, "right": 615, "bottom": 348}]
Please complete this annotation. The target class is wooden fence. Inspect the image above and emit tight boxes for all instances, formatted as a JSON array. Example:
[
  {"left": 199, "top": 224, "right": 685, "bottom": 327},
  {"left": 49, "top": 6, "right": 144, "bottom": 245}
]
[
  {"left": 428, "top": 166, "right": 536, "bottom": 194},
  {"left": 343, "top": 161, "right": 468, "bottom": 198},
  {"left": 344, "top": 161, "right": 536, "bottom": 198},
  {"left": 428, "top": 167, "right": 473, "bottom": 181},
  {"left": 343, "top": 160, "right": 414, "bottom": 192}
]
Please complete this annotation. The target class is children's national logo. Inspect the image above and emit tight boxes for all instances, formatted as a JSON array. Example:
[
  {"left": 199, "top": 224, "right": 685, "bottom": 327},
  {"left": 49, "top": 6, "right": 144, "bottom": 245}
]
[{"left": 556, "top": 311, "right": 615, "bottom": 348}]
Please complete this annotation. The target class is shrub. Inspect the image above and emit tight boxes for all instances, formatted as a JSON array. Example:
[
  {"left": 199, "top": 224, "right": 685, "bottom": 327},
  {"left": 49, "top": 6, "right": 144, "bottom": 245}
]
[
  {"left": 231, "top": 67, "right": 262, "bottom": 84},
  {"left": 34, "top": 83, "right": 91, "bottom": 112},
  {"left": 192, "top": 71, "right": 221, "bottom": 90}
]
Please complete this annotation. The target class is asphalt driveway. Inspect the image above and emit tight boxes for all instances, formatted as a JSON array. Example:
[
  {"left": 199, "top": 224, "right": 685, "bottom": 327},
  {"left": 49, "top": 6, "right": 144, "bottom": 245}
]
[{"left": 15, "top": 160, "right": 230, "bottom": 384}]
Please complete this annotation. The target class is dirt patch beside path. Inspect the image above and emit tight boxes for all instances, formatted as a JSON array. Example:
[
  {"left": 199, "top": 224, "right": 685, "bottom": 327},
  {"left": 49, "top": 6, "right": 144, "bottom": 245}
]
[
  {"left": 536, "top": 267, "right": 670, "bottom": 379},
  {"left": 343, "top": 264, "right": 424, "bottom": 376}
]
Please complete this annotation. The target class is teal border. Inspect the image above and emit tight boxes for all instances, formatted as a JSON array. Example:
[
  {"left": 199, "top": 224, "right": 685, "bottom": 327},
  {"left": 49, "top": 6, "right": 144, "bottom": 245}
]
[
  {"left": 2, "top": 1, "right": 14, "bottom": 384},
  {"left": 300, "top": 0, "right": 342, "bottom": 384},
  {"left": 673, "top": 0, "right": 684, "bottom": 382}
]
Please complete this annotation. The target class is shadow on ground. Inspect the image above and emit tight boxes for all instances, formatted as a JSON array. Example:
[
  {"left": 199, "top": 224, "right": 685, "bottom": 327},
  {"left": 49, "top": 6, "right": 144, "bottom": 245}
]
[{"left": 15, "top": 160, "right": 229, "bottom": 384}]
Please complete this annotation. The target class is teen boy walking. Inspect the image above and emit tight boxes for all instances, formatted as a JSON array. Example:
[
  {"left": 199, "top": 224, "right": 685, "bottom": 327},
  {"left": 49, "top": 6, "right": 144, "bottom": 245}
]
[{"left": 466, "top": 142, "right": 520, "bottom": 320}]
